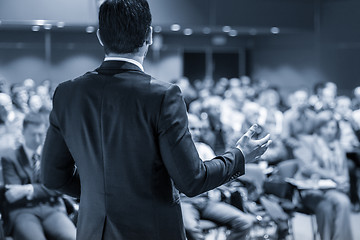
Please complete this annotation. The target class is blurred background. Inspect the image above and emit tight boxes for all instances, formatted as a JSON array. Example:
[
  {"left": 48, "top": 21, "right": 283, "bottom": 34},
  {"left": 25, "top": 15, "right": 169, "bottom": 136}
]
[
  {"left": 0, "top": 0, "right": 359, "bottom": 98},
  {"left": 1, "top": 1, "right": 360, "bottom": 239}
]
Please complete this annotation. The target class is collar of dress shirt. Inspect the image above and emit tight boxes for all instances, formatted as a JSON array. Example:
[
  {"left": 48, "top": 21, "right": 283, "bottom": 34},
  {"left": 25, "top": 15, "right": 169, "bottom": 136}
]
[{"left": 104, "top": 56, "right": 144, "bottom": 72}]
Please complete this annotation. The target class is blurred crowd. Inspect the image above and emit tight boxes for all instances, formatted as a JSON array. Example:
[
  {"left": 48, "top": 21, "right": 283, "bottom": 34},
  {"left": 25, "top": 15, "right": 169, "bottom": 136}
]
[
  {"left": 0, "top": 77, "right": 53, "bottom": 152},
  {"left": 172, "top": 75, "right": 360, "bottom": 240},
  {"left": 0, "top": 74, "right": 360, "bottom": 240}
]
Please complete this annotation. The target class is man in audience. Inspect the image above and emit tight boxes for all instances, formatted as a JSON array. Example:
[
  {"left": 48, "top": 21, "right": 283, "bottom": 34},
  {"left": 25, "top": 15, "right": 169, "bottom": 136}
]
[
  {"left": 40, "top": 1, "right": 271, "bottom": 239},
  {"left": 1, "top": 113, "right": 76, "bottom": 240},
  {"left": 335, "top": 96, "right": 360, "bottom": 210},
  {"left": 181, "top": 114, "right": 255, "bottom": 240},
  {"left": 282, "top": 89, "right": 316, "bottom": 158},
  {"left": 241, "top": 101, "right": 287, "bottom": 166},
  {"left": 0, "top": 93, "right": 18, "bottom": 152}
]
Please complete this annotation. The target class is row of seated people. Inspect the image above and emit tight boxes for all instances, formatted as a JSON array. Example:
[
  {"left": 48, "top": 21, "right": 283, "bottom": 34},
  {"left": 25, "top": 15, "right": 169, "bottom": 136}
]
[
  {"left": 0, "top": 76, "right": 359, "bottom": 239},
  {"left": 1, "top": 111, "right": 355, "bottom": 240},
  {"left": 178, "top": 77, "right": 360, "bottom": 210},
  {"left": 182, "top": 112, "right": 355, "bottom": 240}
]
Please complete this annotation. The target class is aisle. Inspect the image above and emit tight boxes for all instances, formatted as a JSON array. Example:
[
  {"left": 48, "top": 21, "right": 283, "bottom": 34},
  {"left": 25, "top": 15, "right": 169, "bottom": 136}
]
[{"left": 292, "top": 211, "right": 360, "bottom": 240}]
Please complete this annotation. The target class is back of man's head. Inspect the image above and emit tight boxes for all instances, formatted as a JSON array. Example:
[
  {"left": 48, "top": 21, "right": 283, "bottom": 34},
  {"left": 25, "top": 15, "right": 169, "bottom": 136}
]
[{"left": 99, "top": 0, "right": 152, "bottom": 54}]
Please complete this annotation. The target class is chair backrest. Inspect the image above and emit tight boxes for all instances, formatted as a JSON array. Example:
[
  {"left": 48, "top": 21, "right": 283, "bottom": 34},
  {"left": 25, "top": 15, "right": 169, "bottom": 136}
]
[
  {"left": 263, "top": 159, "right": 299, "bottom": 200},
  {"left": 239, "top": 163, "right": 266, "bottom": 191},
  {"left": 276, "top": 159, "right": 299, "bottom": 179}
]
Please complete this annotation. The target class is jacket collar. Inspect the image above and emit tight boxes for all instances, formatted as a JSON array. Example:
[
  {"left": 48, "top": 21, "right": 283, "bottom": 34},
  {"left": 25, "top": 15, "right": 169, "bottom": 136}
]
[
  {"left": 16, "top": 145, "right": 34, "bottom": 182},
  {"left": 95, "top": 60, "right": 144, "bottom": 75}
]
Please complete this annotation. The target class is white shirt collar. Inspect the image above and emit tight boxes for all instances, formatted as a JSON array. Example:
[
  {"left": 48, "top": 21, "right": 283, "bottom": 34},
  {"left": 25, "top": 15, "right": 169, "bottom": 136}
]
[{"left": 104, "top": 56, "right": 144, "bottom": 72}]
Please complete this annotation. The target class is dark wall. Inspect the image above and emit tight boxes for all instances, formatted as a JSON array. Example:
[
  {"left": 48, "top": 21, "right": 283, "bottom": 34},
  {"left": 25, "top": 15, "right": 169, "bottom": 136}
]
[{"left": 0, "top": 0, "right": 359, "bottom": 97}]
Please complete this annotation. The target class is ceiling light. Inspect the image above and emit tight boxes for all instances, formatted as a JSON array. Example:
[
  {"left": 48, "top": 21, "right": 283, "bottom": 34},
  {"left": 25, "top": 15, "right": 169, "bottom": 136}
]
[
  {"left": 154, "top": 26, "right": 162, "bottom": 33},
  {"left": 222, "top": 26, "right": 231, "bottom": 33},
  {"left": 44, "top": 24, "right": 52, "bottom": 30},
  {"left": 170, "top": 24, "right": 181, "bottom": 31},
  {"left": 57, "top": 22, "right": 65, "bottom": 28},
  {"left": 86, "top": 26, "right": 95, "bottom": 33},
  {"left": 270, "top": 27, "right": 280, "bottom": 34},
  {"left": 35, "top": 20, "right": 45, "bottom": 26},
  {"left": 183, "top": 28, "right": 193, "bottom": 36},
  {"left": 31, "top": 26, "right": 40, "bottom": 32},
  {"left": 229, "top": 29, "right": 238, "bottom": 37}
]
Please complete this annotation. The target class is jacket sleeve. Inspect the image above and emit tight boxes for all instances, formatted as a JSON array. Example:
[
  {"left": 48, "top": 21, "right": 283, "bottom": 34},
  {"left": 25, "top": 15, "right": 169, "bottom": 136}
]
[
  {"left": 41, "top": 87, "right": 81, "bottom": 198},
  {"left": 157, "top": 85, "right": 245, "bottom": 197},
  {"left": 1, "top": 155, "right": 59, "bottom": 202}
]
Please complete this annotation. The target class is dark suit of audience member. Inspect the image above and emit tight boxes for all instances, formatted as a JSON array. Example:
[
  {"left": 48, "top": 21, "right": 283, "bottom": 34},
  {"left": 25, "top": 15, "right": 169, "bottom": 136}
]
[
  {"left": 40, "top": 1, "right": 270, "bottom": 240},
  {"left": 1, "top": 113, "right": 76, "bottom": 240}
]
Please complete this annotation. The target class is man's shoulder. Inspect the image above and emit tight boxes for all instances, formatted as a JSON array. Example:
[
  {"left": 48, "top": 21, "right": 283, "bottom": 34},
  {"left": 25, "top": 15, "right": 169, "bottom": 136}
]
[
  {"left": 150, "top": 78, "right": 173, "bottom": 91},
  {"left": 58, "top": 71, "right": 96, "bottom": 88},
  {"left": 1, "top": 147, "right": 18, "bottom": 163}
]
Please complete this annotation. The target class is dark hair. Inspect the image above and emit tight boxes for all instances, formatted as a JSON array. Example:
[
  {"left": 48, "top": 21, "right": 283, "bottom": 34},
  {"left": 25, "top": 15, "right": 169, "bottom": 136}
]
[
  {"left": 23, "top": 112, "right": 45, "bottom": 130},
  {"left": 99, "top": 0, "right": 152, "bottom": 54},
  {"left": 314, "top": 110, "right": 340, "bottom": 139}
]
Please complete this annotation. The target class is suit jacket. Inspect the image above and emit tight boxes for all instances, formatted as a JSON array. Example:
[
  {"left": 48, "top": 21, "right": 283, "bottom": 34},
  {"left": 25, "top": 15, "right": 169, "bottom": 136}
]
[
  {"left": 1, "top": 146, "right": 64, "bottom": 234},
  {"left": 41, "top": 60, "right": 245, "bottom": 240}
]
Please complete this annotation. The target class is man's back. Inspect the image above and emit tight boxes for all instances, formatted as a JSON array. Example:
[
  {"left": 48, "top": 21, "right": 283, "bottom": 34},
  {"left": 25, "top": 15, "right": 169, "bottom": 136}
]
[
  {"left": 48, "top": 61, "right": 186, "bottom": 239},
  {"left": 42, "top": 60, "right": 245, "bottom": 239}
]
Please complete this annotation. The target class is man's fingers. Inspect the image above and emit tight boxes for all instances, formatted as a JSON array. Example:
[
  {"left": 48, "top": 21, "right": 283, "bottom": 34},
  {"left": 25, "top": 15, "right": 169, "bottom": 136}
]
[
  {"left": 254, "top": 134, "right": 270, "bottom": 146},
  {"left": 243, "top": 124, "right": 258, "bottom": 139},
  {"left": 262, "top": 139, "right": 272, "bottom": 148}
]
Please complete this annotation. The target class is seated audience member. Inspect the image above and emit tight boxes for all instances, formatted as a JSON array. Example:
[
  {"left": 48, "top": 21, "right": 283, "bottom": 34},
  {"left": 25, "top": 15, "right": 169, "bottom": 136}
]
[
  {"left": 334, "top": 96, "right": 360, "bottom": 152},
  {"left": 220, "top": 87, "right": 246, "bottom": 140},
  {"left": 1, "top": 113, "right": 76, "bottom": 240},
  {"left": 201, "top": 96, "right": 227, "bottom": 155},
  {"left": 314, "top": 82, "right": 337, "bottom": 113},
  {"left": 309, "top": 82, "right": 325, "bottom": 113},
  {"left": 213, "top": 77, "right": 229, "bottom": 98},
  {"left": 352, "top": 86, "right": 360, "bottom": 110},
  {"left": 181, "top": 114, "right": 254, "bottom": 240},
  {"left": 239, "top": 102, "right": 286, "bottom": 166},
  {"left": 257, "top": 88, "right": 283, "bottom": 136},
  {"left": 36, "top": 85, "right": 53, "bottom": 112},
  {"left": 335, "top": 96, "right": 360, "bottom": 209},
  {"left": 0, "top": 102, "right": 17, "bottom": 153},
  {"left": 220, "top": 87, "right": 249, "bottom": 150},
  {"left": 0, "top": 93, "right": 21, "bottom": 150},
  {"left": 293, "top": 111, "right": 353, "bottom": 240},
  {"left": 10, "top": 83, "right": 29, "bottom": 116},
  {"left": 282, "top": 89, "right": 316, "bottom": 158},
  {"left": 188, "top": 89, "right": 212, "bottom": 116},
  {"left": 28, "top": 94, "right": 43, "bottom": 114},
  {"left": 171, "top": 76, "right": 198, "bottom": 109}
]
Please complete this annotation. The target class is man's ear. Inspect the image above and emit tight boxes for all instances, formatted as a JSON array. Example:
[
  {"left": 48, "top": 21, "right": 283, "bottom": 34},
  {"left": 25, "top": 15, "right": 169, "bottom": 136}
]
[
  {"left": 145, "top": 26, "right": 153, "bottom": 45},
  {"left": 97, "top": 29, "right": 104, "bottom": 46}
]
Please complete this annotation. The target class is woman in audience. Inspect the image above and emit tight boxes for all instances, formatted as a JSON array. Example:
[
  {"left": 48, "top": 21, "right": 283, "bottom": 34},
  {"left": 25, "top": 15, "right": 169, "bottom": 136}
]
[{"left": 293, "top": 110, "right": 353, "bottom": 240}]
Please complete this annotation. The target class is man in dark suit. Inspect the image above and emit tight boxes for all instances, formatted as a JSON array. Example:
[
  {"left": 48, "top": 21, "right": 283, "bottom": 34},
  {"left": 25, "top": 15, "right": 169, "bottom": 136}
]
[
  {"left": 41, "top": 0, "right": 271, "bottom": 239},
  {"left": 1, "top": 113, "right": 76, "bottom": 240}
]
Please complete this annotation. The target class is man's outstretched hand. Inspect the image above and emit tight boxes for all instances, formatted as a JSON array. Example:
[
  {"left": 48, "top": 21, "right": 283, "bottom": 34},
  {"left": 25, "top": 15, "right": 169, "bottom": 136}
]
[{"left": 236, "top": 124, "right": 272, "bottom": 163}]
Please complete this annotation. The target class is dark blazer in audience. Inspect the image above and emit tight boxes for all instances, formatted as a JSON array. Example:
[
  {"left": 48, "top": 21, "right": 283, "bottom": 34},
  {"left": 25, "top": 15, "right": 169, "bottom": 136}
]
[{"left": 1, "top": 145, "right": 76, "bottom": 240}]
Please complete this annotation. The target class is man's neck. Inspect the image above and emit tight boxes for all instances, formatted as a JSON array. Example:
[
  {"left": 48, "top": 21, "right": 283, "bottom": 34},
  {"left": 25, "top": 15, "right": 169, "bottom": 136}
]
[{"left": 106, "top": 53, "right": 144, "bottom": 65}]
